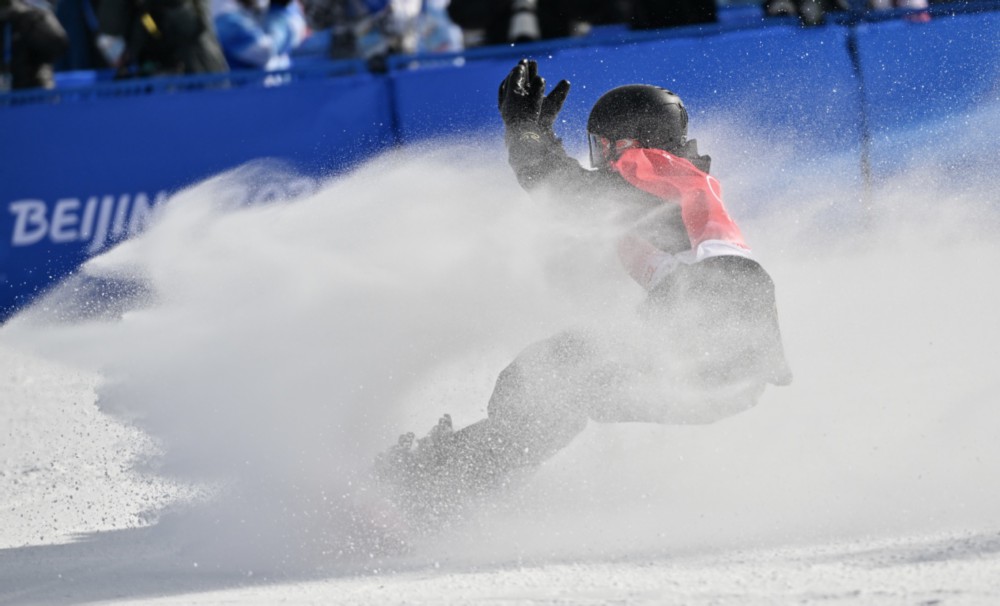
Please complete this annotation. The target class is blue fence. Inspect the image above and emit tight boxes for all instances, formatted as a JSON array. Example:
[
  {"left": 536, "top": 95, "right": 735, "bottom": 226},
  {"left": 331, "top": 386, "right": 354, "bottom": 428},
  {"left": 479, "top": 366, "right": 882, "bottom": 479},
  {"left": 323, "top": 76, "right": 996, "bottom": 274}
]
[
  {"left": 853, "top": 11, "right": 1000, "bottom": 177},
  {"left": 2, "top": 5, "right": 999, "bottom": 321}
]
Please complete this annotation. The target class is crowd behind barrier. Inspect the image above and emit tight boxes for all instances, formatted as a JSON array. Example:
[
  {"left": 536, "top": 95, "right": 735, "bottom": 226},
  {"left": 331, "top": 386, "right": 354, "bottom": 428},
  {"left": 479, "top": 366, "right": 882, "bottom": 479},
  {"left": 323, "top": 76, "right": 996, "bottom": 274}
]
[
  {"left": 15, "top": 0, "right": 770, "bottom": 84},
  {"left": 1, "top": 2, "right": 999, "bottom": 320}
]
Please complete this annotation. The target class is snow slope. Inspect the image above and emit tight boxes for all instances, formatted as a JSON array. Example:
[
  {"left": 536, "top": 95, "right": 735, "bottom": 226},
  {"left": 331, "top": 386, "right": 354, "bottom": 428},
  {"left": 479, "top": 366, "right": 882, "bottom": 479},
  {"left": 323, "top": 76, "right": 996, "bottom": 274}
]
[{"left": 1, "top": 102, "right": 999, "bottom": 604}]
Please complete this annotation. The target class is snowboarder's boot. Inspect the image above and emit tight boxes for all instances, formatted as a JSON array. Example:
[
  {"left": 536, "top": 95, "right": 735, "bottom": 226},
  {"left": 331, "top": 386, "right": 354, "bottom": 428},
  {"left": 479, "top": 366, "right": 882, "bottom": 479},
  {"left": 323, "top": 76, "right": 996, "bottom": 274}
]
[
  {"left": 374, "top": 413, "right": 528, "bottom": 529},
  {"left": 374, "top": 414, "right": 455, "bottom": 490}
]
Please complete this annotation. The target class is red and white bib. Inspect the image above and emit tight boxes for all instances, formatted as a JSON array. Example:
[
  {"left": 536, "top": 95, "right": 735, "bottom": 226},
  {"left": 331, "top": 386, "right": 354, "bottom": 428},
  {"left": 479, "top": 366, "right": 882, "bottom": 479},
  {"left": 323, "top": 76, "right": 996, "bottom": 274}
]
[{"left": 612, "top": 148, "right": 752, "bottom": 291}]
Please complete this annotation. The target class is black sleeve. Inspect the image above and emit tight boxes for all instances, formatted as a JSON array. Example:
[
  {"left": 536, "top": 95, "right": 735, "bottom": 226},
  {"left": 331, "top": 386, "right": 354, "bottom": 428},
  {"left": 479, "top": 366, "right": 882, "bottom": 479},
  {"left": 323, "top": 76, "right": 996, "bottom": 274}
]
[{"left": 505, "top": 127, "right": 608, "bottom": 202}]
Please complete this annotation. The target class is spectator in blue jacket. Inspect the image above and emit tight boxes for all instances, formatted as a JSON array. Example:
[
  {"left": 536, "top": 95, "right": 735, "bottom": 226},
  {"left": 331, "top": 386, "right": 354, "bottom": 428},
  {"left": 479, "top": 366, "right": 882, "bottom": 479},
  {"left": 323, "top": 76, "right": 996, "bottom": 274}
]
[{"left": 212, "top": 0, "right": 307, "bottom": 70}]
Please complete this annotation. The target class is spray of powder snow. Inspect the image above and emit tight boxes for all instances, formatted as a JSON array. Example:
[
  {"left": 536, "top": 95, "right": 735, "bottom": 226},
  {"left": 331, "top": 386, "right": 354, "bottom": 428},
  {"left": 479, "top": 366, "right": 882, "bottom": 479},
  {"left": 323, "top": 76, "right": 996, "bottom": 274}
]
[
  {"left": 414, "top": 103, "right": 1000, "bottom": 567},
  {"left": 0, "top": 142, "right": 644, "bottom": 566},
  {"left": 2, "top": 100, "right": 999, "bottom": 572}
]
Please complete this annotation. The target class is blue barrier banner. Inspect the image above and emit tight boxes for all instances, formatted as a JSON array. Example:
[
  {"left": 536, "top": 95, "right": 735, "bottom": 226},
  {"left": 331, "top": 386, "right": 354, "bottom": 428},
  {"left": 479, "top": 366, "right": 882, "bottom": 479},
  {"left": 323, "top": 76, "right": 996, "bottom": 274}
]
[
  {"left": 3, "top": 9, "right": 999, "bottom": 321},
  {"left": 854, "top": 12, "right": 1000, "bottom": 178},
  {"left": 391, "top": 25, "right": 863, "bottom": 154},
  {"left": 856, "top": 12, "right": 1000, "bottom": 133},
  {"left": 1, "top": 74, "right": 395, "bottom": 318}
]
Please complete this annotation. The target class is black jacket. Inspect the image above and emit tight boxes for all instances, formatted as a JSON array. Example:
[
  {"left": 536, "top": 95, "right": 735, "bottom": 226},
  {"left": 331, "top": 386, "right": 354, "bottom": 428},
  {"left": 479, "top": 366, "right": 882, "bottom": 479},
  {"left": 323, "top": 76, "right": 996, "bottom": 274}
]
[
  {"left": 505, "top": 127, "right": 793, "bottom": 387},
  {"left": 0, "top": 0, "right": 68, "bottom": 89},
  {"left": 98, "top": 0, "right": 227, "bottom": 76}
]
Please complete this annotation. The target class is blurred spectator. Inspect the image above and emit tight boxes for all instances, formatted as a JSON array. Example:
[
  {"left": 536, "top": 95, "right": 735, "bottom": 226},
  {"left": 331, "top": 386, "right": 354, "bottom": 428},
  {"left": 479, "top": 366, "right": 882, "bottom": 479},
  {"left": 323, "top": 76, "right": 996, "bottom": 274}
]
[
  {"left": 411, "top": 0, "right": 462, "bottom": 54},
  {"left": 54, "top": 0, "right": 104, "bottom": 70},
  {"left": 869, "top": 0, "right": 929, "bottom": 22},
  {"left": 629, "top": 0, "right": 716, "bottom": 29},
  {"left": 330, "top": 0, "right": 393, "bottom": 60},
  {"left": 212, "top": 0, "right": 308, "bottom": 70},
  {"left": 446, "top": 0, "right": 719, "bottom": 48},
  {"left": 96, "top": 0, "right": 228, "bottom": 77},
  {"left": 763, "top": 0, "right": 846, "bottom": 25},
  {"left": 0, "top": 0, "right": 69, "bottom": 89},
  {"left": 447, "top": 0, "right": 607, "bottom": 46},
  {"left": 301, "top": 0, "right": 460, "bottom": 63}
]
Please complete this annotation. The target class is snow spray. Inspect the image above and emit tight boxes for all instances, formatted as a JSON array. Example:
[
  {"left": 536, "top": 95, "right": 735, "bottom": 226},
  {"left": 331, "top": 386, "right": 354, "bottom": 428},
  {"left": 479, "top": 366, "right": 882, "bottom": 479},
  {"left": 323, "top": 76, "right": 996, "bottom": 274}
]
[{"left": 2, "top": 102, "right": 999, "bottom": 572}]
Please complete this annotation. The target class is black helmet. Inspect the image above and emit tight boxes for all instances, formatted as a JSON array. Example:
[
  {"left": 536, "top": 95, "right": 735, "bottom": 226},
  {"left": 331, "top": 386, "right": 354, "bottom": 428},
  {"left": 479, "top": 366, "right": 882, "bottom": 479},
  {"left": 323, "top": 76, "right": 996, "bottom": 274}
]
[{"left": 587, "top": 84, "right": 689, "bottom": 169}]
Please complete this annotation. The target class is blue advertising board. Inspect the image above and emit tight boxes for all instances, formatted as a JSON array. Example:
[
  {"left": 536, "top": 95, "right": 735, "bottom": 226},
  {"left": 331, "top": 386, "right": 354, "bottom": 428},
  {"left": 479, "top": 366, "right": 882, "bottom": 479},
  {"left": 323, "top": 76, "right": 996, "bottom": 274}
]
[
  {"left": 852, "top": 12, "right": 1000, "bottom": 178},
  {"left": 2, "top": 6, "right": 999, "bottom": 321},
  {"left": 391, "top": 25, "right": 861, "bottom": 152},
  {"left": 1, "top": 73, "right": 394, "bottom": 317}
]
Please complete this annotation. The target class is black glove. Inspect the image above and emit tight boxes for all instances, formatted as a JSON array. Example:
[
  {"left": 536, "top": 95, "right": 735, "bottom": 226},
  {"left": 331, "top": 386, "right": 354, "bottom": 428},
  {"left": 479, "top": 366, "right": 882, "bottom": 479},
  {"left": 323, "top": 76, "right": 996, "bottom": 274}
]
[
  {"left": 498, "top": 59, "right": 570, "bottom": 137},
  {"left": 538, "top": 77, "right": 570, "bottom": 136}
]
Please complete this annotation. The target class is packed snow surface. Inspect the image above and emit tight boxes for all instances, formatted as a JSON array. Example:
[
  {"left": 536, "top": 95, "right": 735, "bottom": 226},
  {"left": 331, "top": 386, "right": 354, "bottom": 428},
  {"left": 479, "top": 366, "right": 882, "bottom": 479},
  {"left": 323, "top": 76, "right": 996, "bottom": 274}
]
[{"left": 1, "top": 102, "right": 999, "bottom": 604}]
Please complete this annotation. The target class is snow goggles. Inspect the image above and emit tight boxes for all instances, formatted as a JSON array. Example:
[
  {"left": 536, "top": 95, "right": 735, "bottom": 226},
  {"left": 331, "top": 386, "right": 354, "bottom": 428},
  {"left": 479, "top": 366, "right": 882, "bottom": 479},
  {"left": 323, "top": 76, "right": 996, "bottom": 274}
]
[{"left": 588, "top": 134, "right": 641, "bottom": 169}]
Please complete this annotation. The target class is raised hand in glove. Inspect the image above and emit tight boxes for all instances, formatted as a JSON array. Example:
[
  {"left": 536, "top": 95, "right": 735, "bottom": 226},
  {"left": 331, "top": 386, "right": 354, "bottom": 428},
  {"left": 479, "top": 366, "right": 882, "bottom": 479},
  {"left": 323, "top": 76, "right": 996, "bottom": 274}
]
[{"left": 498, "top": 59, "right": 571, "bottom": 138}]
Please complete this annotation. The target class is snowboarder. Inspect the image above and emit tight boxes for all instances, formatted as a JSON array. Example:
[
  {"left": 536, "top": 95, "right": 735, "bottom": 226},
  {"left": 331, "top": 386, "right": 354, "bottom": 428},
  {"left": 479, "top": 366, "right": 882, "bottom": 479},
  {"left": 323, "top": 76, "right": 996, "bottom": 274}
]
[{"left": 375, "top": 59, "right": 792, "bottom": 524}]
